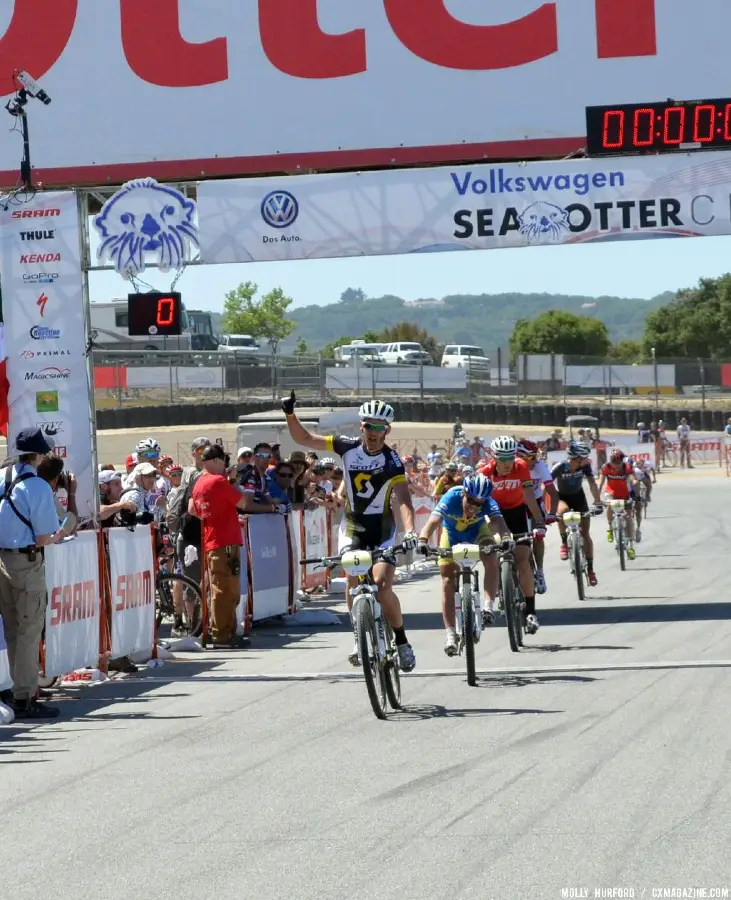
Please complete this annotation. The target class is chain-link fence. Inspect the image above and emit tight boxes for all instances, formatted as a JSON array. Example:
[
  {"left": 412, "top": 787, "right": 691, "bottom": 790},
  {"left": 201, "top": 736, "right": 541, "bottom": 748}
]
[{"left": 91, "top": 349, "right": 731, "bottom": 410}]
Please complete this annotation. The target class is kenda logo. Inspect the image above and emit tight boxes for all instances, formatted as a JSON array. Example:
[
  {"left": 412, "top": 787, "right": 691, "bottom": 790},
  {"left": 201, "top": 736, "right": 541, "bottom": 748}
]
[{"left": 451, "top": 168, "right": 626, "bottom": 198}]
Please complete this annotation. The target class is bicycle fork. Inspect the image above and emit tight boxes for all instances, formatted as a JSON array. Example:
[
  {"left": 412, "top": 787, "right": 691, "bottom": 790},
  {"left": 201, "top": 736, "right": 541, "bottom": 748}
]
[
  {"left": 351, "top": 588, "right": 387, "bottom": 665},
  {"left": 455, "top": 571, "right": 482, "bottom": 652}
]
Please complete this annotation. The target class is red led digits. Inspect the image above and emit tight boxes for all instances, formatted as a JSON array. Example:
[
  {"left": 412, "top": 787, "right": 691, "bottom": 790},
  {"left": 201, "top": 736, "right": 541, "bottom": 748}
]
[
  {"left": 602, "top": 109, "right": 625, "bottom": 148},
  {"left": 662, "top": 105, "right": 685, "bottom": 145},
  {"left": 693, "top": 104, "right": 715, "bottom": 142},
  {"left": 724, "top": 104, "right": 731, "bottom": 142},
  {"left": 156, "top": 296, "right": 175, "bottom": 327},
  {"left": 632, "top": 107, "right": 654, "bottom": 147}
]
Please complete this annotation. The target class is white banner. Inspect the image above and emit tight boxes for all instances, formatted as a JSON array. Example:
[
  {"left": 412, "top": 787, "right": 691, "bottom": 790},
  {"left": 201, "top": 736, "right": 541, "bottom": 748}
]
[
  {"left": 326, "top": 366, "right": 466, "bottom": 392},
  {"left": 126, "top": 367, "right": 224, "bottom": 390},
  {"left": 0, "top": 192, "right": 94, "bottom": 519},
  {"left": 302, "top": 507, "right": 328, "bottom": 591},
  {"left": 564, "top": 364, "right": 676, "bottom": 390},
  {"left": 108, "top": 526, "right": 155, "bottom": 659},
  {"left": 0, "top": 616, "right": 11, "bottom": 692},
  {"left": 199, "top": 152, "right": 731, "bottom": 264},
  {"left": 44, "top": 532, "right": 100, "bottom": 678}
]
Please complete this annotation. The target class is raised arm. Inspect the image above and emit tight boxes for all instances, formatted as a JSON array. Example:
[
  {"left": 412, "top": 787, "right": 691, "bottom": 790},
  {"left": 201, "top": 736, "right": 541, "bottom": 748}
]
[{"left": 282, "top": 390, "right": 330, "bottom": 452}]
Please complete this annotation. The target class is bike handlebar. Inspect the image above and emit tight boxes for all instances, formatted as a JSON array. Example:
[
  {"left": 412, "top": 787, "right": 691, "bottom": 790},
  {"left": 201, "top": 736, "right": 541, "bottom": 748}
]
[{"left": 300, "top": 543, "right": 409, "bottom": 568}]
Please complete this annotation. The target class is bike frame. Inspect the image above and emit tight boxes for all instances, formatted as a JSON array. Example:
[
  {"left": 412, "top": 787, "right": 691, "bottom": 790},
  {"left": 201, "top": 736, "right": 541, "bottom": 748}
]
[{"left": 443, "top": 543, "right": 483, "bottom": 650}]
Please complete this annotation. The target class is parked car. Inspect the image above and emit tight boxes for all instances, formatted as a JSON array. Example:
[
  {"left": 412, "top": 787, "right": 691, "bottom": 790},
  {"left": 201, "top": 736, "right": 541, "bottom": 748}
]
[
  {"left": 379, "top": 342, "right": 433, "bottom": 365},
  {"left": 441, "top": 344, "right": 490, "bottom": 369},
  {"left": 333, "top": 342, "right": 385, "bottom": 367}
]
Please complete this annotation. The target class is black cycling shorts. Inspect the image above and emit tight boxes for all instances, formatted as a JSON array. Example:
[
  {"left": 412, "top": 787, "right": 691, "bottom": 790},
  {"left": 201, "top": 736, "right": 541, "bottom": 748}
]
[
  {"left": 501, "top": 504, "right": 529, "bottom": 538},
  {"left": 558, "top": 491, "right": 589, "bottom": 514},
  {"left": 337, "top": 516, "right": 397, "bottom": 565}
]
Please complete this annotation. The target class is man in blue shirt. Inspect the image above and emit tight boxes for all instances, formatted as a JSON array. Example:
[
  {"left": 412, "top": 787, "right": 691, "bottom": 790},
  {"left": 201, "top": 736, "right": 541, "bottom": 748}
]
[{"left": 0, "top": 428, "right": 63, "bottom": 719}]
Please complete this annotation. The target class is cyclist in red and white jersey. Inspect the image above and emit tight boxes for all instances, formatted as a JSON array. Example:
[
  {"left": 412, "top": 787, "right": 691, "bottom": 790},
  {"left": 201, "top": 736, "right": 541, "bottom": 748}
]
[
  {"left": 479, "top": 436, "right": 546, "bottom": 633},
  {"left": 516, "top": 439, "right": 559, "bottom": 595}
]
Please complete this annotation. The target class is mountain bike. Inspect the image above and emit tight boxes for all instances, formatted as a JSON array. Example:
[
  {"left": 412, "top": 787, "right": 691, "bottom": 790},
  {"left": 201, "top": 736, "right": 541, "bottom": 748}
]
[
  {"left": 638, "top": 479, "right": 649, "bottom": 519},
  {"left": 494, "top": 534, "right": 533, "bottom": 653},
  {"left": 606, "top": 499, "right": 631, "bottom": 571},
  {"left": 427, "top": 543, "right": 485, "bottom": 686},
  {"left": 300, "top": 545, "right": 407, "bottom": 720},
  {"left": 156, "top": 572, "right": 203, "bottom": 636},
  {"left": 562, "top": 511, "right": 593, "bottom": 602}
]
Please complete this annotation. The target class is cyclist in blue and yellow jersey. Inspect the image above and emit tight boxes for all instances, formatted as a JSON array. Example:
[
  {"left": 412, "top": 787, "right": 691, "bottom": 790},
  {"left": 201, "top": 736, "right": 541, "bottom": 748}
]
[{"left": 417, "top": 474, "right": 509, "bottom": 656}]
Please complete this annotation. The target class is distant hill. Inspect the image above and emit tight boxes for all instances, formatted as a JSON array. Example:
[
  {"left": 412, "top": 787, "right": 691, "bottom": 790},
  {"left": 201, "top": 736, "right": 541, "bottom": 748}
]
[{"left": 288, "top": 291, "right": 673, "bottom": 354}]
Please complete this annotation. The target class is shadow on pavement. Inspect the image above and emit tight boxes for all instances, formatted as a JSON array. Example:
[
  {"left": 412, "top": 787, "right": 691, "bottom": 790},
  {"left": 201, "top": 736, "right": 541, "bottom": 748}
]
[
  {"left": 480, "top": 673, "right": 597, "bottom": 688},
  {"left": 525, "top": 643, "right": 632, "bottom": 652},
  {"left": 539, "top": 602, "right": 731, "bottom": 626},
  {"left": 394, "top": 704, "right": 563, "bottom": 720}
]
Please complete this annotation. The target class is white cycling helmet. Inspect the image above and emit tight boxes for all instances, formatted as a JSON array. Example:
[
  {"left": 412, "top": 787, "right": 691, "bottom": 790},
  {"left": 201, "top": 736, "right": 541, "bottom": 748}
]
[
  {"left": 321, "top": 457, "right": 336, "bottom": 467},
  {"left": 358, "top": 400, "right": 394, "bottom": 424},
  {"left": 462, "top": 474, "right": 493, "bottom": 502},
  {"left": 490, "top": 435, "right": 517, "bottom": 458},
  {"left": 461, "top": 465, "right": 475, "bottom": 476},
  {"left": 136, "top": 437, "right": 161, "bottom": 454}
]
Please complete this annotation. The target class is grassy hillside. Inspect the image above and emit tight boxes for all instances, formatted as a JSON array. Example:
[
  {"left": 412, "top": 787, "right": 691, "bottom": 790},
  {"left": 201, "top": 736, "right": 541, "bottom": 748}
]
[{"left": 289, "top": 291, "right": 672, "bottom": 354}]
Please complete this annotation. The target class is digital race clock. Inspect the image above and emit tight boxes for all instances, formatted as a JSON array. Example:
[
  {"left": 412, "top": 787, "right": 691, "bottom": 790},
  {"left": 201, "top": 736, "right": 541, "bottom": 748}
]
[
  {"left": 586, "top": 98, "right": 731, "bottom": 157},
  {"left": 127, "top": 292, "right": 182, "bottom": 337}
]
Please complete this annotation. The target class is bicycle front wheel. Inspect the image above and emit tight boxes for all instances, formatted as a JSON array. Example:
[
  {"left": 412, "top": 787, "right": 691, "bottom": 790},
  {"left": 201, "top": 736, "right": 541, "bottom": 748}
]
[
  {"left": 156, "top": 573, "right": 203, "bottom": 636},
  {"left": 572, "top": 536, "right": 585, "bottom": 602},
  {"left": 461, "top": 581, "right": 477, "bottom": 686},
  {"left": 355, "top": 599, "right": 388, "bottom": 720},
  {"left": 501, "top": 561, "right": 521, "bottom": 653},
  {"left": 617, "top": 520, "right": 626, "bottom": 572}
]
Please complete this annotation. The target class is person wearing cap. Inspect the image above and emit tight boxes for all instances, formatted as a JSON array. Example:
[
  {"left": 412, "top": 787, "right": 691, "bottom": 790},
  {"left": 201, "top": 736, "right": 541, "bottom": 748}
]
[
  {"left": 98, "top": 470, "right": 137, "bottom": 527},
  {"left": 121, "top": 462, "right": 163, "bottom": 518},
  {"left": 0, "top": 428, "right": 64, "bottom": 719},
  {"left": 37, "top": 455, "right": 78, "bottom": 536},
  {"left": 190, "top": 443, "right": 249, "bottom": 648},
  {"left": 122, "top": 453, "right": 138, "bottom": 489},
  {"left": 237, "top": 447, "right": 253, "bottom": 466}
]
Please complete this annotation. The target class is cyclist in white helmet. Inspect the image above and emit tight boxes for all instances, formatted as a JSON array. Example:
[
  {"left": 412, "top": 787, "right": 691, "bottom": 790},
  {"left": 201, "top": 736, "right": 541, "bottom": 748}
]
[{"left": 282, "top": 391, "right": 418, "bottom": 672}]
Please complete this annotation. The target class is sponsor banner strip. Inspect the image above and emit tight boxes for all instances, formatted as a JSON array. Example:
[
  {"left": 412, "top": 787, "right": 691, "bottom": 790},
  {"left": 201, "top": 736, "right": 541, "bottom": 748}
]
[{"left": 198, "top": 151, "right": 731, "bottom": 264}]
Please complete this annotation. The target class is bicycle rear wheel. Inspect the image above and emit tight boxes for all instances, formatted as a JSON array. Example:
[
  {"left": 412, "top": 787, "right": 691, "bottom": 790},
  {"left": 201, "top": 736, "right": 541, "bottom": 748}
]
[
  {"left": 461, "top": 581, "right": 477, "bottom": 686},
  {"left": 156, "top": 573, "right": 203, "bottom": 636},
  {"left": 355, "top": 599, "right": 388, "bottom": 720},
  {"left": 501, "top": 561, "right": 521, "bottom": 653},
  {"left": 383, "top": 622, "right": 402, "bottom": 710}
]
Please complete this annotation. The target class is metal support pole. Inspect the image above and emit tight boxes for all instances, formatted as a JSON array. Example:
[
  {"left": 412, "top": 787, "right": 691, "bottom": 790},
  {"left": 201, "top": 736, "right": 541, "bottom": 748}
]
[{"left": 699, "top": 357, "right": 706, "bottom": 409}]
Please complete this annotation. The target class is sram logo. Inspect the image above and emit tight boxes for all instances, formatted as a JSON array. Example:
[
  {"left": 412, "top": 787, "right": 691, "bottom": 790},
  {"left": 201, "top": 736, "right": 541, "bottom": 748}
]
[
  {"left": 50, "top": 580, "right": 97, "bottom": 627},
  {"left": 11, "top": 208, "right": 61, "bottom": 219},
  {"left": 115, "top": 571, "right": 153, "bottom": 612}
]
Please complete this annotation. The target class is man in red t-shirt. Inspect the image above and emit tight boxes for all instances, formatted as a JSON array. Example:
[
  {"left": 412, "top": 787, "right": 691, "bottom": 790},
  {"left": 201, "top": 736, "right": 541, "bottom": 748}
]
[
  {"left": 478, "top": 436, "right": 546, "bottom": 634},
  {"left": 598, "top": 448, "right": 638, "bottom": 557},
  {"left": 190, "top": 444, "right": 248, "bottom": 647}
]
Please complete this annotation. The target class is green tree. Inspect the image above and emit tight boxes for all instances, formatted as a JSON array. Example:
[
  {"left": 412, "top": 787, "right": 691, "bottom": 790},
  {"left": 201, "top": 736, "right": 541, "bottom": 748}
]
[
  {"left": 340, "top": 287, "right": 367, "bottom": 304},
  {"left": 222, "top": 281, "right": 295, "bottom": 354},
  {"left": 608, "top": 339, "right": 644, "bottom": 363},
  {"left": 509, "top": 310, "right": 611, "bottom": 358},
  {"left": 642, "top": 274, "right": 731, "bottom": 359},
  {"left": 294, "top": 337, "right": 309, "bottom": 355}
]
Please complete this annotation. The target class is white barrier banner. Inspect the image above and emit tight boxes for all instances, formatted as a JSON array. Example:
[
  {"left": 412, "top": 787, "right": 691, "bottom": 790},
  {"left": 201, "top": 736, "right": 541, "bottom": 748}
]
[
  {"left": 127, "top": 367, "right": 224, "bottom": 390},
  {"left": 288, "top": 511, "right": 303, "bottom": 596},
  {"left": 303, "top": 507, "right": 328, "bottom": 590},
  {"left": 326, "top": 366, "right": 466, "bottom": 392},
  {"left": 44, "top": 532, "right": 100, "bottom": 677},
  {"left": 565, "top": 364, "right": 675, "bottom": 390},
  {"left": 617, "top": 443, "right": 655, "bottom": 465},
  {"left": 198, "top": 152, "right": 731, "bottom": 264},
  {"left": 0, "top": 616, "right": 11, "bottom": 691},
  {"left": 0, "top": 192, "right": 95, "bottom": 519},
  {"left": 108, "top": 526, "right": 155, "bottom": 659},
  {"left": 235, "top": 524, "right": 250, "bottom": 636}
]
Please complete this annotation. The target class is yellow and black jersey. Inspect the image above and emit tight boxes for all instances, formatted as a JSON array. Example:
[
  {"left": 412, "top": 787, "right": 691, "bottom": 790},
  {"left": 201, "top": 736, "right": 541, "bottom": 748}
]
[{"left": 325, "top": 435, "right": 406, "bottom": 531}]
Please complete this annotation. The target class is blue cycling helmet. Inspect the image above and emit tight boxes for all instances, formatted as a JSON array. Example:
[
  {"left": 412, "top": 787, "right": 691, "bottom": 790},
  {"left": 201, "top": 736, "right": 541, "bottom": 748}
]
[
  {"left": 462, "top": 474, "right": 493, "bottom": 502},
  {"left": 567, "top": 440, "right": 591, "bottom": 459}
]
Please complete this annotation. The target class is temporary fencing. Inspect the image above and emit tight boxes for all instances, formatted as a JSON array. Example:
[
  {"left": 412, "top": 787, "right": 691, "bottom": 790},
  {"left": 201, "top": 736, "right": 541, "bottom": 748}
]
[{"left": 0, "top": 616, "right": 10, "bottom": 692}]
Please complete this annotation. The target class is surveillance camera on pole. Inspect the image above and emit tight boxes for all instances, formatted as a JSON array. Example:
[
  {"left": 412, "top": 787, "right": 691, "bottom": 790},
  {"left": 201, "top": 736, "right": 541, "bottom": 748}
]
[{"left": 15, "top": 71, "right": 52, "bottom": 105}]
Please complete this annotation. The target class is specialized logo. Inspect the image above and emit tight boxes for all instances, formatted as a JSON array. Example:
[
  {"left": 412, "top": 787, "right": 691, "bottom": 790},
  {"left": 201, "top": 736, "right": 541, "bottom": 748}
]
[
  {"left": 30, "top": 325, "right": 61, "bottom": 340},
  {"left": 37, "top": 421, "right": 63, "bottom": 437},
  {"left": 261, "top": 190, "right": 299, "bottom": 229},
  {"left": 25, "top": 367, "right": 71, "bottom": 381},
  {"left": 19, "top": 229, "right": 55, "bottom": 241},
  {"left": 23, "top": 272, "right": 58, "bottom": 284},
  {"left": 517, "top": 202, "right": 570, "bottom": 243},
  {"left": 20, "top": 253, "right": 61, "bottom": 263},
  {"left": 36, "top": 390, "right": 59, "bottom": 412},
  {"left": 94, "top": 177, "right": 199, "bottom": 276},
  {"left": 36, "top": 292, "right": 49, "bottom": 317},
  {"left": 11, "top": 208, "right": 61, "bottom": 219}
]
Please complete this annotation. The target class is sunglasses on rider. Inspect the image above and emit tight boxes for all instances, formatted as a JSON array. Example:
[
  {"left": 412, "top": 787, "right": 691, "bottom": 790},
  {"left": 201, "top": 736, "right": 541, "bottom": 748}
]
[
  {"left": 362, "top": 422, "right": 387, "bottom": 432},
  {"left": 464, "top": 496, "right": 484, "bottom": 508}
]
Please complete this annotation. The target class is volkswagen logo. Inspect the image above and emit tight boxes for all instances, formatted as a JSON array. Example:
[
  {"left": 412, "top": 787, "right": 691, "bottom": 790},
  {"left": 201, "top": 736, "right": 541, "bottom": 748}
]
[{"left": 261, "top": 190, "right": 299, "bottom": 229}]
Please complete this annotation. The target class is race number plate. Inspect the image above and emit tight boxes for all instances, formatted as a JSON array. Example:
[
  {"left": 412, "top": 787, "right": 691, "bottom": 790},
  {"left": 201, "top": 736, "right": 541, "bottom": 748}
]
[
  {"left": 452, "top": 543, "right": 481, "bottom": 562},
  {"left": 340, "top": 550, "right": 373, "bottom": 575},
  {"left": 563, "top": 511, "right": 582, "bottom": 524},
  {"left": 610, "top": 499, "right": 626, "bottom": 510}
]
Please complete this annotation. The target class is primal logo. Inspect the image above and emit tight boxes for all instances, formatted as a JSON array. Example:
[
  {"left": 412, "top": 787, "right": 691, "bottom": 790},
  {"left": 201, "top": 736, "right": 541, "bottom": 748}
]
[
  {"left": 94, "top": 178, "right": 199, "bottom": 276},
  {"left": 11, "top": 208, "right": 60, "bottom": 219},
  {"left": 50, "top": 580, "right": 97, "bottom": 627},
  {"left": 20, "top": 253, "right": 61, "bottom": 264}
]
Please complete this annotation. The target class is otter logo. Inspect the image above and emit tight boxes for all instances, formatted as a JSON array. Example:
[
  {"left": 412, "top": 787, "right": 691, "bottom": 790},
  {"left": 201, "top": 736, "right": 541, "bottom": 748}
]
[
  {"left": 518, "top": 201, "right": 569, "bottom": 243},
  {"left": 93, "top": 178, "right": 199, "bottom": 277}
]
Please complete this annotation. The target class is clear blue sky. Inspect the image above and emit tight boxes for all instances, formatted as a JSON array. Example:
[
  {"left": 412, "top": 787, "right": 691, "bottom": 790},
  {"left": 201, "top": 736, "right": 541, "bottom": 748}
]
[{"left": 88, "top": 234, "right": 731, "bottom": 313}]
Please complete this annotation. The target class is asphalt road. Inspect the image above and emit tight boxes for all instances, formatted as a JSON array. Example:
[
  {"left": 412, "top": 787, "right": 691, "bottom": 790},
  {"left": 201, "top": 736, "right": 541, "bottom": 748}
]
[{"left": 3, "top": 471, "right": 731, "bottom": 900}]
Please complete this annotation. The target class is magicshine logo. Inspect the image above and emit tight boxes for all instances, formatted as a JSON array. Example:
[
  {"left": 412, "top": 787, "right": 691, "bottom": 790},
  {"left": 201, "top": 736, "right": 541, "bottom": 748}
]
[{"left": 261, "top": 190, "right": 299, "bottom": 228}]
